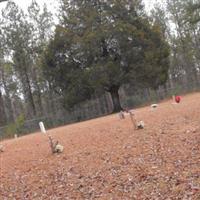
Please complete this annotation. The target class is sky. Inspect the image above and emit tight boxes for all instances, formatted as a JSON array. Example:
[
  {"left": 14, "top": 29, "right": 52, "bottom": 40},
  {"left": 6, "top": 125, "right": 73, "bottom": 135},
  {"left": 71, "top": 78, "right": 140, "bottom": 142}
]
[
  {"left": 0, "top": 0, "right": 159, "bottom": 16},
  {"left": 0, "top": 0, "right": 58, "bottom": 11},
  {"left": 0, "top": 0, "right": 59, "bottom": 17}
]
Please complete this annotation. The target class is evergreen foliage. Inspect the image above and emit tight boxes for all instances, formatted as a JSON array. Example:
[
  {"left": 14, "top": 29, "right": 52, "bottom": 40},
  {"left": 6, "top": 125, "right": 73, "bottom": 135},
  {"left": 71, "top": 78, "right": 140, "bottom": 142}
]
[{"left": 43, "top": 0, "right": 170, "bottom": 112}]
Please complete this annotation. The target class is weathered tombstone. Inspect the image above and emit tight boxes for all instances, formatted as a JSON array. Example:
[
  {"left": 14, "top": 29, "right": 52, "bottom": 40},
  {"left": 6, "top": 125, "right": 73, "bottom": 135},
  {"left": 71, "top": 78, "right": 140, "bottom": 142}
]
[
  {"left": 128, "top": 111, "right": 137, "bottom": 130},
  {"left": 118, "top": 111, "right": 125, "bottom": 119},
  {"left": 128, "top": 111, "right": 145, "bottom": 130},
  {"left": 39, "top": 122, "right": 64, "bottom": 154},
  {"left": 151, "top": 104, "right": 158, "bottom": 109},
  {"left": 48, "top": 135, "right": 64, "bottom": 154},
  {"left": 137, "top": 121, "right": 145, "bottom": 129},
  {"left": 39, "top": 122, "right": 46, "bottom": 134}
]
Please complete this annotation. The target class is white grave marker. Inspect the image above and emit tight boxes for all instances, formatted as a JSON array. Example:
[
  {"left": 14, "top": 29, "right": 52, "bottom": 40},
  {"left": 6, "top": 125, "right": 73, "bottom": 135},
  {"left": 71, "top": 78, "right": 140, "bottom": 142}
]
[{"left": 39, "top": 122, "right": 46, "bottom": 134}]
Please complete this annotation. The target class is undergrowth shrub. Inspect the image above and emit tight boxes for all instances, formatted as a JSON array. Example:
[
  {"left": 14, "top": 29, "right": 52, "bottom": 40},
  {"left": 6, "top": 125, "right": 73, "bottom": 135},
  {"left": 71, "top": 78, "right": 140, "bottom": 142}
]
[{"left": 5, "top": 114, "right": 25, "bottom": 138}]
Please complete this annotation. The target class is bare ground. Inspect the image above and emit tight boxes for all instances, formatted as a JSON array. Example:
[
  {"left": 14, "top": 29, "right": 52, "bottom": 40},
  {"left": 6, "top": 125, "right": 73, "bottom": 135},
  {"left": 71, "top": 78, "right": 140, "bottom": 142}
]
[{"left": 0, "top": 93, "right": 200, "bottom": 199}]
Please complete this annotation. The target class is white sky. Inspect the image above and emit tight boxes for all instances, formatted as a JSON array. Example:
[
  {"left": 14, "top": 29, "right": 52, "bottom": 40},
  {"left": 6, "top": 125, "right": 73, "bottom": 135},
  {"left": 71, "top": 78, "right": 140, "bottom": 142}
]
[
  {"left": 0, "top": 0, "right": 59, "bottom": 16},
  {"left": 0, "top": 0, "right": 160, "bottom": 15}
]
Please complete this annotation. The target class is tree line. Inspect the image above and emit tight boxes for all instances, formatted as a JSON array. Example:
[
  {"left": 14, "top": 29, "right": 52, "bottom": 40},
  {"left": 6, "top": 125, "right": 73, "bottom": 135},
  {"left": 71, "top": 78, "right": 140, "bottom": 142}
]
[
  {"left": 0, "top": 0, "right": 199, "bottom": 130},
  {"left": 0, "top": 1, "right": 54, "bottom": 126}
]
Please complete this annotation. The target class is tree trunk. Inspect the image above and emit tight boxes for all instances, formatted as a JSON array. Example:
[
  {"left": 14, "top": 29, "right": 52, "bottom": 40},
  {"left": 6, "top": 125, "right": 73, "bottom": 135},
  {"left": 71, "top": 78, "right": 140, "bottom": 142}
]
[
  {"left": 32, "top": 66, "right": 43, "bottom": 116},
  {"left": 109, "top": 86, "right": 122, "bottom": 113},
  {"left": 0, "top": 91, "right": 7, "bottom": 126},
  {"left": 4, "top": 96, "right": 14, "bottom": 123},
  {"left": 23, "top": 69, "right": 37, "bottom": 118},
  {"left": 1, "top": 69, "right": 14, "bottom": 123}
]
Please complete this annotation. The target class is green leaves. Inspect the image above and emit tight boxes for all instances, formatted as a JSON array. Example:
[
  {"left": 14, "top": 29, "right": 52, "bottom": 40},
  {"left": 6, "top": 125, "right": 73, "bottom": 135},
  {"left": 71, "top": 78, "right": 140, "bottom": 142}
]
[
  {"left": 43, "top": 0, "right": 170, "bottom": 109},
  {"left": 186, "top": 1, "right": 200, "bottom": 24}
]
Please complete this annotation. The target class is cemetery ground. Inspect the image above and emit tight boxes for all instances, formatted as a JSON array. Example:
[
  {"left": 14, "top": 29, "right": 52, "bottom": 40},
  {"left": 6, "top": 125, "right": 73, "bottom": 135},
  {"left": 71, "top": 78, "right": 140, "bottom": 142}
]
[{"left": 0, "top": 93, "right": 200, "bottom": 199}]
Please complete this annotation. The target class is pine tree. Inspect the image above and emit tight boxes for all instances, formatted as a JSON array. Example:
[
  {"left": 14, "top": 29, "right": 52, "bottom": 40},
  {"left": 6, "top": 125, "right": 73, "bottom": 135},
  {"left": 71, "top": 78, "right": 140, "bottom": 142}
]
[{"left": 2, "top": 1, "right": 37, "bottom": 117}]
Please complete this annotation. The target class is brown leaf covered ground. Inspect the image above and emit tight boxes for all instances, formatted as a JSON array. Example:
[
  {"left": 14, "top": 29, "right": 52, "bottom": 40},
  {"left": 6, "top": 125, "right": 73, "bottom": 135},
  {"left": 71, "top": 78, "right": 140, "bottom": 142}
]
[{"left": 0, "top": 93, "right": 200, "bottom": 199}]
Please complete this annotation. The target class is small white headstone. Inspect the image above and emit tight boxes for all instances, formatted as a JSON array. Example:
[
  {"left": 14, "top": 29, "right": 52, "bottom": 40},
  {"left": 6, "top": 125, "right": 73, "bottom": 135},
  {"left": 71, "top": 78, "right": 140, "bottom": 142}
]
[
  {"left": 151, "top": 104, "right": 158, "bottom": 109},
  {"left": 55, "top": 144, "right": 64, "bottom": 153},
  {"left": 39, "top": 122, "right": 46, "bottom": 134},
  {"left": 14, "top": 134, "right": 18, "bottom": 139},
  {"left": 137, "top": 121, "right": 145, "bottom": 129}
]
